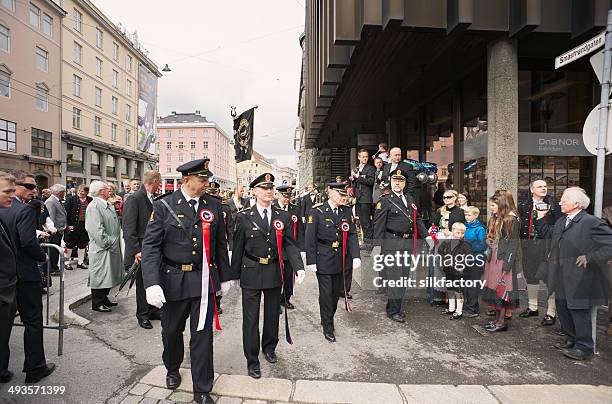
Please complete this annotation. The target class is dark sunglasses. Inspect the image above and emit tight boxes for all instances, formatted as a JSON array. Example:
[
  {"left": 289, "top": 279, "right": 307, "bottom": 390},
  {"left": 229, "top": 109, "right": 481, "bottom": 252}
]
[
  {"left": 16, "top": 182, "right": 37, "bottom": 190},
  {"left": 443, "top": 195, "right": 455, "bottom": 199}
]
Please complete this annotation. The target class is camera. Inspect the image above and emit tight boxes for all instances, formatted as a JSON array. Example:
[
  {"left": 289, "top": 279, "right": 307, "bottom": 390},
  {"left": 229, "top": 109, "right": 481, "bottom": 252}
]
[{"left": 534, "top": 202, "right": 550, "bottom": 211}]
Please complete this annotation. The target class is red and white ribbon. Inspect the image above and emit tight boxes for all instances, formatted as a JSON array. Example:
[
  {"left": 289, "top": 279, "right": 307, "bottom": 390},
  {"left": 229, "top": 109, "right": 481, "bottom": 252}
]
[
  {"left": 273, "top": 219, "right": 292, "bottom": 344},
  {"left": 198, "top": 209, "right": 221, "bottom": 332},
  {"left": 340, "top": 221, "right": 352, "bottom": 313}
]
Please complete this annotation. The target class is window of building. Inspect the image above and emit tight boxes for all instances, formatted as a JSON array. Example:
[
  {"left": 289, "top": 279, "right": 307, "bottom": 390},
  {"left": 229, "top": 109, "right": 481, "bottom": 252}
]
[
  {"left": 95, "top": 58, "right": 102, "bottom": 77},
  {"left": 126, "top": 79, "right": 131, "bottom": 97},
  {"left": 112, "top": 42, "right": 119, "bottom": 61},
  {"left": 35, "top": 84, "right": 48, "bottom": 111},
  {"left": 166, "top": 142, "right": 171, "bottom": 150},
  {"left": 190, "top": 152, "right": 195, "bottom": 160},
  {"left": 111, "top": 123, "right": 117, "bottom": 141},
  {"left": 0, "top": 70, "right": 10, "bottom": 98},
  {"left": 73, "top": 41, "right": 82, "bottom": 64},
  {"left": 126, "top": 104, "right": 131, "bottom": 121},
  {"left": 125, "top": 129, "right": 131, "bottom": 145},
  {"left": 167, "top": 153, "right": 172, "bottom": 162},
  {"left": 119, "top": 157, "right": 128, "bottom": 176},
  {"left": 90, "top": 150, "right": 101, "bottom": 176},
  {"left": 167, "top": 129, "right": 172, "bottom": 136},
  {"left": 72, "top": 107, "right": 81, "bottom": 129},
  {"left": 95, "top": 87, "right": 102, "bottom": 107},
  {"left": 0, "top": 25, "right": 9, "bottom": 52},
  {"left": 190, "top": 141, "right": 196, "bottom": 149},
  {"left": 203, "top": 141, "right": 208, "bottom": 149},
  {"left": 43, "top": 13, "right": 52, "bottom": 37},
  {"left": 94, "top": 116, "right": 101, "bottom": 136},
  {"left": 95, "top": 28, "right": 103, "bottom": 49},
  {"left": 166, "top": 166, "right": 171, "bottom": 173},
  {"left": 66, "top": 143, "right": 84, "bottom": 172},
  {"left": 72, "top": 74, "right": 81, "bottom": 97},
  {"left": 190, "top": 129, "right": 196, "bottom": 137},
  {"left": 1, "top": 0, "right": 14, "bottom": 12},
  {"left": 0, "top": 119, "right": 16, "bottom": 152},
  {"left": 178, "top": 154, "right": 184, "bottom": 162},
  {"left": 29, "top": 3, "right": 40, "bottom": 28},
  {"left": 126, "top": 55, "right": 132, "bottom": 72},
  {"left": 106, "top": 155, "right": 116, "bottom": 177},
  {"left": 73, "top": 9, "right": 82, "bottom": 32},
  {"left": 31, "top": 128, "right": 51, "bottom": 158},
  {"left": 36, "top": 47, "right": 48, "bottom": 71},
  {"left": 178, "top": 141, "right": 184, "bottom": 149},
  {"left": 112, "top": 69, "right": 118, "bottom": 88},
  {"left": 111, "top": 96, "right": 117, "bottom": 114},
  {"left": 178, "top": 130, "right": 183, "bottom": 136}
]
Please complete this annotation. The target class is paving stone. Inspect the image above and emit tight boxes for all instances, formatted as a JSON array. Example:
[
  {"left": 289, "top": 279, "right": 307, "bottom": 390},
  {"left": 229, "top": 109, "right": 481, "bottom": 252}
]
[
  {"left": 212, "top": 374, "right": 292, "bottom": 401},
  {"left": 242, "top": 400, "right": 268, "bottom": 404},
  {"left": 145, "top": 386, "right": 173, "bottom": 400},
  {"left": 488, "top": 385, "right": 612, "bottom": 404},
  {"left": 139, "top": 366, "right": 219, "bottom": 393},
  {"left": 139, "top": 398, "right": 159, "bottom": 404},
  {"left": 120, "top": 395, "right": 144, "bottom": 404},
  {"left": 293, "top": 380, "right": 403, "bottom": 404},
  {"left": 216, "top": 397, "right": 243, "bottom": 404},
  {"left": 400, "top": 385, "right": 497, "bottom": 404},
  {"left": 168, "top": 391, "right": 194, "bottom": 402},
  {"left": 130, "top": 383, "right": 152, "bottom": 396}
]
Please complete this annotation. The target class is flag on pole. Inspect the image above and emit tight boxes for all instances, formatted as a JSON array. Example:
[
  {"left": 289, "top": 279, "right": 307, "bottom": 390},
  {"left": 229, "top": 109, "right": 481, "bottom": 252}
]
[{"left": 233, "top": 107, "right": 255, "bottom": 162}]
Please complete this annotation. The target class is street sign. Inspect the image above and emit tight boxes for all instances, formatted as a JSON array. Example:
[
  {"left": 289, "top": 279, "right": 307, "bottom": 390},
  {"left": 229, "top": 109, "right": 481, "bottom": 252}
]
[
  {"left": 555, "top": 31, "right": 605, "bottom": 69},
  {"left": 582, "top": 106, "right": 612, "bottom": 155}
]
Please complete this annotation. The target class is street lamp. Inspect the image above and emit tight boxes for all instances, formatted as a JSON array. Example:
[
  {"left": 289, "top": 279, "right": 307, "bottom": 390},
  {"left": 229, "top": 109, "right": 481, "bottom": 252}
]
[{"left": 162, "top": 64, "right": 171, "bottom": 72}]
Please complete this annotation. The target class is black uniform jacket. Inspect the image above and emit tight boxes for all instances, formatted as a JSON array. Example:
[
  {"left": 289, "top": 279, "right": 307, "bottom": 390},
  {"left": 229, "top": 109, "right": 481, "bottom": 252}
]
[
  {"left": 372, "top": 192, "right": 427, "bottom": 252},
  {"left": 352, "top": 164, "right": 376, "bottom": 204},
  {"left": 122, "top": 187, "right": 153, "bottom": 266},
  {"left": 230, "top": 205, "right": 304, "bottom": 290},
  {"left": 305, "top": 202, "right": 360, "bottom": 275},
  {"left": 141, "top": 190, "right": 231, "bottom": 301},
  {"left": 274, "top": 200, "right": 303, "bottom": 252},
  {"left": 0, "top": 217, "right": 17, "bottom": 304}
]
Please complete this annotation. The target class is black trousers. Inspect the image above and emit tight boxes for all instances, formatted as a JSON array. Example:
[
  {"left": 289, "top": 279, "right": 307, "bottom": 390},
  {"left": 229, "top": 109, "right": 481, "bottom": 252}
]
[
  {"left": 48, "top": 231, "right": 63, "bottom": 272},
  {"left": 0, "top": 292, "right": 16, "bottom": 377},
  {"left": 282, "top": 260, "right": 294, "bottom": 300},
  {"left": 556, "top": 299, "right": 594, "bottom": 354},
  {"left": 91, "top": 288, "right": 111, "bottom": 308},
  {"left": 16, "top": 281, "right": 46, "bottom": 373},
  {"left": 385, "top": 260, "right": 407, "bottom": 317},
  {"left": 463, "top": 264, "right": 483, "bottom": 315},
  {"left": 133, "top": 265, "right": 158, "bottom": 321},
  {"left": 161, "top": 296, "right": 214, "bottom": 394},
  {"left": 316, "top": 273, "right": 343, "bottom": 333},
  {"left": 242, "top": 287, "right": 281, "bottom": 370},
  {"left": 357, "top": 202, "right": 373, "bottom": 240}
]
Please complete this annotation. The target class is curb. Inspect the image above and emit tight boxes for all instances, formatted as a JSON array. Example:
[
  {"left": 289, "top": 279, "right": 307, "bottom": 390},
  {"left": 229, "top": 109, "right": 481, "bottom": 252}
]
[{"left": 52, "top": 291, "right": 91, "bottom": 327}]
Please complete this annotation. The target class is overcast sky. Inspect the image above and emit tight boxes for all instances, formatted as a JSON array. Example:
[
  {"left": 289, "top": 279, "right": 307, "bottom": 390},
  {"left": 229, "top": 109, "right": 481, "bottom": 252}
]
[{"left": 93, "top": 0, "right": 305, "bottom": 168}]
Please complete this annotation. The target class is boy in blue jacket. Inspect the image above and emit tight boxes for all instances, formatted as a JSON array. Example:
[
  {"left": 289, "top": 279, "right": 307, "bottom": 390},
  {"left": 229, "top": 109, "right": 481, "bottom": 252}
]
[{"left": 463, "top": 206, "right": 486, "bottom": 317}]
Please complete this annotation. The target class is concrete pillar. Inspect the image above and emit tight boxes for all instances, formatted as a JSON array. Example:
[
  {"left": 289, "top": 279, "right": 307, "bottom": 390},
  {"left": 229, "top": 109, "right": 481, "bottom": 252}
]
[
  {"left": 127, "top": 159, "right": 135, "bottom": 179},
  {"left": 312, "top": 148, "right": 332, "bottom": 189},
  {"left": 100, "top": 152, "right": 107, "bottom": 181},
  {"left": 84, "top": 146, "right": 91, "bottom": 183},
  {"left": 486, "top": 38, "right": 518, "bottom": 203},
  {"left": 61, "top": 140, "right": 68, "bottom": 186}
]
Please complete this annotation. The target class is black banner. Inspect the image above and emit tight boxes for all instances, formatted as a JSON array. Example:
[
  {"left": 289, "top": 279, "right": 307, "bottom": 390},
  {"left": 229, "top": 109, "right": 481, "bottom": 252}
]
[{"left": 233, "top": 108, "right": 255, "bottom": 162}]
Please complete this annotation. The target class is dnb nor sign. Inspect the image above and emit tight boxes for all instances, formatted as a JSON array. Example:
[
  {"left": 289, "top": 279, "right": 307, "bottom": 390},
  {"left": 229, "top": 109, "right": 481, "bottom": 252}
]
[{"left": 518, "top": 132, "right": 590, "bottom": 156}]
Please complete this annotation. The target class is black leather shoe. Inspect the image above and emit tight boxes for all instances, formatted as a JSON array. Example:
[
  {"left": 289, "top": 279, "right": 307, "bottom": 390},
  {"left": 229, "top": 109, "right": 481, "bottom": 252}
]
[
  {"left": 554, "top": 340, "right": 574, "bottom": 350},
  {"left": 519, "top": 308, "right": 539, "bottom": 318},
  {"left": 194, "top": 393, "right": 215, "bottom": 404},
  {"left": 247, "top": 367, "right": 261, "bottom": 379},
  {"left": 347, "top": 293, "right": 353, "bottom": 299},
  {"left": 50, "top": 270, "right": 61, "bottom": 277},
  {"left": 77, "top": 263, "right": 88, "bottom": 269},
  {"left": 323, "top": 332, "right": 336, "bottom": 342},
  {"left": 92, "top": 305, "right": 111, "bottom": 313},
  {"left": 166, "top": 371, "right": 181, "bottom": 389},
  {"left": 104, "top": 300, "right": 118, "bottom": 307},
  {"left": 25, "top": 363, "right": 55, "bottom": 384},
  {"left": 441, "top": 309, "right": 455, "bottom": 315},
  {"left": 264, "top": 351, "right": 278, "bottom": 364},
  {"left": 486, "top": 324, "right": 508, "bottom": 333},
  {"left": 138, "top": 319, "right": 153, "bottom": 329},
  {"left": 450, "top": 313, "right": 463, "bottom": 320},
  {"left": 541, "top": 315, "right": 556, "bottom": 326},
  {"left": 284, "top": 301, "right": 295, "bottom": 310},
  {"left": 562, "top": 348, "right": 593, "bottom": 361},
  {"left": 388, "top": 314, "right": 406, "bottom": 323},
  {"left": 0, "top": 370, "right": 14, "bottom": 383}
]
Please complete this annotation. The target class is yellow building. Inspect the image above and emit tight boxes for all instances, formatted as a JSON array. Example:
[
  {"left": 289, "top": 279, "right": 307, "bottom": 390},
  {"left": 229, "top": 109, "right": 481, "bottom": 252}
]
[{"left": 59, "top": 0, "right": 160, "bottom": 188}]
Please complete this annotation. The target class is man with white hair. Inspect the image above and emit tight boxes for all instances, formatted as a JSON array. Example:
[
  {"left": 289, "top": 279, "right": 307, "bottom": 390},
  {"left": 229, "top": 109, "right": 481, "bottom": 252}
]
[
  {"left": 380, "top": 147, "right": 417, "bottom": 198},
  {"left": 44, "top": 184, "right": 67, "bottom": 276},
  {"left": 543, "top": 187, "right": 612, "bottom": 361}
]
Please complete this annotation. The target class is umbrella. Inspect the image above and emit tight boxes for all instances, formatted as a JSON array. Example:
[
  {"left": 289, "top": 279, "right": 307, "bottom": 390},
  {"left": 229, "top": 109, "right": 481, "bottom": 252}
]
[{"left": 115, "top": 261, "right": 140, "bottom": 297}]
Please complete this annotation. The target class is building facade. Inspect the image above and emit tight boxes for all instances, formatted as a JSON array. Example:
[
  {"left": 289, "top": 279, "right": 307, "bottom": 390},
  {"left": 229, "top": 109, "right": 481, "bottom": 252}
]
[
  {"left": 299, "top": 0, "right": 612, "bottom": 216},
  {"left": 236, "top": 149, "right": 297, "bottom": 190},
  {"left": 157, "top": 111, "right": 234, "bottom": 192},
  {"left": 0, "top": 0, "right": 66, "bottom": 188},
  {"left": 60, "top": 0, "right": 160, "bottom": 189}
]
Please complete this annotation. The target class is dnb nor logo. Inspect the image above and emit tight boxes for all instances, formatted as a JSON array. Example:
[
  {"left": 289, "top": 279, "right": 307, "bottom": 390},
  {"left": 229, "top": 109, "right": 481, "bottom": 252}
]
[
  {"left": 340, "top": 222, "right": 350, "bottom": 232},
  {"left": 272, "top": 219, "right": 285, "bottom": 231},
  {"left": 199, "top": 209, "right": 215, "bottom": 223},
  {"left": 291, "top": 214, "right": 298, "bottom": 223}
]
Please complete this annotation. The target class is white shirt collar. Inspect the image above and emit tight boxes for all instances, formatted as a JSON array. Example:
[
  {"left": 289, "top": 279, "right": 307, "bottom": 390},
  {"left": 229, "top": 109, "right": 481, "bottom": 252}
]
[
  {"left": 567, "top": 210, "right": 582, "bottom": 221},
  {"left": 256, "top": 202, "right": 272, "bottom": 223},
  {"left": 276, "top": 200, "right": 286, "bottom": 210},
  {"left": 180, "top": 187, "right": 199, "bottom": 210},
  {"left": 328, "top": 200, "right": 339, "bottom": 211}
]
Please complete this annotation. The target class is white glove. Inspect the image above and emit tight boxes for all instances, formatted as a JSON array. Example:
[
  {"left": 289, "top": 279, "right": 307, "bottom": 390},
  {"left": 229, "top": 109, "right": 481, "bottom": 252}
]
[
  {"left": 307, "top": 264, "right": 317, "bottom": 273},
  {"left": 296, "top": 269, "right": 305, "bottom": 284},
  {"left": 221, "top": 280, "right": 236, "bottom": 295},
  {"left": 145, "top": 285, "right": 166, "bottom": 309},
  {"left": 371, "top": 245, "right": 381, "bottom": 257},
  {"left": 352, "top": 258, "right": 361, "bottom": 269},
  {"left": 425, "top": 236, "right": 435, "bottom": 249},
  {"left": 300, "top": 251, "right": 306, "bottom": 264},
  {"left": 228, "top": 250, "right": 232, "bottom": 263}
]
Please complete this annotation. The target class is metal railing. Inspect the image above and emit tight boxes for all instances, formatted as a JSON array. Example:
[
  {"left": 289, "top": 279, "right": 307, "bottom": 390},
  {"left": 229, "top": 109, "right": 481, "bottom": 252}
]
[{"left": 13, "top": 243, "right": 66, "bottom": 356}]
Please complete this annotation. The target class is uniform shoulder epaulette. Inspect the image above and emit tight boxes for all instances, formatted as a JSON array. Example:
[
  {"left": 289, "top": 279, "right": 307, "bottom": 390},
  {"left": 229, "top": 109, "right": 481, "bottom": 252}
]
[
  {"left": 237, "top": 207, "right": 250, "bottom": 214},
  {"left": 153, "top": 192, "right": 173, "bottom": 201},
  {"left": 312, "top": 202, "right": 324, "bottom": 209}
]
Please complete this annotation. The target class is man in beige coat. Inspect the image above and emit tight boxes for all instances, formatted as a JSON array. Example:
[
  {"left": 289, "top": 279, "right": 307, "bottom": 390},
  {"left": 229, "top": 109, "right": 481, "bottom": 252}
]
[{"left": 85, "top": 181, "right": 123, "bottom": 312}]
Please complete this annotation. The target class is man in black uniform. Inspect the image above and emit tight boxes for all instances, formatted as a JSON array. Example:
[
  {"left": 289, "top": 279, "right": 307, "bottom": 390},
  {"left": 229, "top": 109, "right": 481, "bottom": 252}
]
[
  {"left": 229, "top": 173, "right": 305, "bottom": 379},
  {"left": 305, "top": 182, "right": 360, "bottom": 342},
  {"left": 300, "top": 183, "right": 318, "bottom": 226},
  {"left": 274, "top": 185, "right": 302, "bottom": 310},
  {"left": 372, "top": 170, "right": 428, "bottom": 323},
  {"left": 141, "top": 159, "right": 231, "bottom": 404},
  {"left": 350, "top": 149, "right": 376, "bottom": 247}
]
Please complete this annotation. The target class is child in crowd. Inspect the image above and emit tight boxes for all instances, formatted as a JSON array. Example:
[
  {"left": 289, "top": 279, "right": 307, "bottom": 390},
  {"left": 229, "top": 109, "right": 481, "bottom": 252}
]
[
  {"left": 438, "top": 222, "right": 473, "bottom": 319},
  {"left": 463, "top": 206, "right": 487, "bottom": 317}
]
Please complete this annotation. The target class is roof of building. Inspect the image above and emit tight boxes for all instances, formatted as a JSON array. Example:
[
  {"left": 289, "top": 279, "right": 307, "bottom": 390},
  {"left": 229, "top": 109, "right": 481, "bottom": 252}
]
[{"left": 157, "top": 111, "right": 231, "bottom": 140}]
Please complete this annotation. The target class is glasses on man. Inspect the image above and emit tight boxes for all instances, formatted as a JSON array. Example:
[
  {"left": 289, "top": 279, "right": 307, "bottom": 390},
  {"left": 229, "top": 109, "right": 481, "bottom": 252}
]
[
  {"left": 443, "top": 195, "right": 455, "bottom": 199},
  {"left": 16, "top": 182, "right": 37, "bottom": 190}
]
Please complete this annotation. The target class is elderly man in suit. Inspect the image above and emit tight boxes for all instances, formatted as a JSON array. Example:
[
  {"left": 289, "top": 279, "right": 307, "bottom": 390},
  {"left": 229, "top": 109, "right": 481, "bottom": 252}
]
[
  {"left": 123, "top": 171, "right": 161, "bottom": 329},
  {"left": 0, "top": 172, "right": 17, "bottom": 383},
  {"left": 380, "top": 147, "right": 417, "bottom": 198},
  {"left": 0, "top": 172, "right": 54, "bottom": 383},
  {"left": 44, "top": 184, "right": 67, "bottom": 276},
  {"left": 85, "top": 181, "right": 123, "bottom": 313},
  {"left": 544, "top": 187, "right": 612, "bottom": 361}
]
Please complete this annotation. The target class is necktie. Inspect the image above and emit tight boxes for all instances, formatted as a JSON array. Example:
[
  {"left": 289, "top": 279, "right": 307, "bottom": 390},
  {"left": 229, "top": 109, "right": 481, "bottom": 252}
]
[
  {"left": 565, "top": 216, "right": 571, "bottom": 228},
  {"left": 402, "top": 196, "right": 407, "bottom": 207},
  {"left": 188, "top": 199, "right": 197, "bottom": 216},
  {"left": 333, "top": 207, "right": 338, "bottom": 216},
  {"left": 262, "top": 208, "right": 269, "bottom": 229}
]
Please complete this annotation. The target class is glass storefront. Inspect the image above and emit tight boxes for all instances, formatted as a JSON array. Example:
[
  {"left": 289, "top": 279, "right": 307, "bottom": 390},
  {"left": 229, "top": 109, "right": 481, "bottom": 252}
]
[
  {"left": 67, "top": 144, "right": 84, "bottom": 173},
  {"left": 106, "top": 154, "right": 116, "bottom": 178},
  {"left": 90, "top": 150, "right": 101, "bottom": 176}
]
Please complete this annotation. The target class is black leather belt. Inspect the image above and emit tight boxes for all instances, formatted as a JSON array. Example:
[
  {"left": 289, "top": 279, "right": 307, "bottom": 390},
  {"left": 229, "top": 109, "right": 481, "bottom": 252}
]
[
  {"left": 245, "top": 253, "right": 278, "bottom": 265},
  {"left": 386, "top": 230, "right": 412, "bottom": 239},
  {"left": 163, "top": 258, "right": 200, "bottom": 272},
  {"left": 318, "top": 240, "right": 342, "bottom": 248}
]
